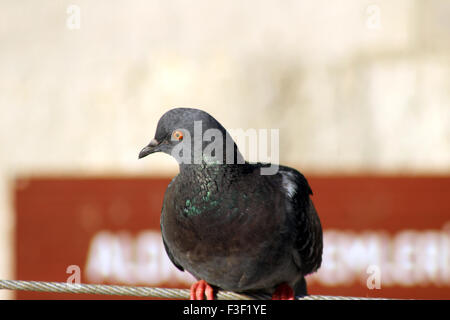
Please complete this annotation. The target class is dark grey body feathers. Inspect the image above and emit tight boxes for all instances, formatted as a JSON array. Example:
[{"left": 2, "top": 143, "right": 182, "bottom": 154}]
[{"left": 160, "top": 162, "right": 322, "bottom": 295}]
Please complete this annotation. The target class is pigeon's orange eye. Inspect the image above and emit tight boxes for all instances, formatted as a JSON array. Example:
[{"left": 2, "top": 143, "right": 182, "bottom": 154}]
[{"left": 172, "top": 130, "right": 183, "bottom": 141}]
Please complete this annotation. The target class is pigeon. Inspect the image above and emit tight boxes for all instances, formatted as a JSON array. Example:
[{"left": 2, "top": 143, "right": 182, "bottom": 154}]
[{"left": 139, "top": 108, "right": 323, "bottom": 300}]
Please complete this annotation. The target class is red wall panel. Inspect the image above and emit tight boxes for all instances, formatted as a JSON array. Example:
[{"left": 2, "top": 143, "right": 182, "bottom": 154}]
[{"left": 14, "top": 176, "right": 450, "bottom": 299}]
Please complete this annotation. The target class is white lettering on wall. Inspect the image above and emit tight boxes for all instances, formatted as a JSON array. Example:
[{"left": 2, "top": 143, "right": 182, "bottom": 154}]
[
  {"left": 308, "top": 225, "right": 450, "bottom": 287},
  {"left": 85, "top": 225, "right": 450, "bottom": 288},
  {"left": 85, "top": 230, "right": 195, "bottom": 286}
]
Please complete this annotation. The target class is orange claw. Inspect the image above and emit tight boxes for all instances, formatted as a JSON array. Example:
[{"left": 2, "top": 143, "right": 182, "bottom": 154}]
[
  {"left": 190, "top": 280, "right": 215, "bottom": 300},
  {"left": 272, "top": 283, "right": 295, "bottom": 300}
]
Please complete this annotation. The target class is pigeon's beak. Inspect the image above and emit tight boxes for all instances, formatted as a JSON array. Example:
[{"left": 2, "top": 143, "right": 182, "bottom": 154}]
[{"left": 138, "top": 138, "right": 160, "bottom": 159}]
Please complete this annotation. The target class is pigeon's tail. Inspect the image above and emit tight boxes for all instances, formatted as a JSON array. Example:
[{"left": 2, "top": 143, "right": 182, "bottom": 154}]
[{"left": 294, "top": 276, "right": 308, "bottom": 296}]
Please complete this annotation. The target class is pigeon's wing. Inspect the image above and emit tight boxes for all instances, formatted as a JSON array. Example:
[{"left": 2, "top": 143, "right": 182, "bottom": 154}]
[
  {"left": 161, "top": 229, "right": 184, "bottom": 272},
  {"left": 160, "top": 176, "right": 184, "bottom": 272},
  {"left": 278, "top": 165, "right": 323, "bottom": 275}
]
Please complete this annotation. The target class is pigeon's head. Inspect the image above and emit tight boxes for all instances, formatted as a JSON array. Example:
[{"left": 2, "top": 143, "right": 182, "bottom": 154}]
[{"left": 139, "top": 108, "right": 243, "bottom": 165}]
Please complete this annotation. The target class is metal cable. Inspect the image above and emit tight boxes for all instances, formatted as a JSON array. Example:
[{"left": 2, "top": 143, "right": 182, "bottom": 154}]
[{"left": 0, "top": 279, "right": 385, "bottom": 300}]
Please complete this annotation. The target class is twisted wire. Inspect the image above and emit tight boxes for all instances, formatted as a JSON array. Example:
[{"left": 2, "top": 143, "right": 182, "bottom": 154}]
[{"left": 0, "top": 279, "right": 385, "bottom": 300}]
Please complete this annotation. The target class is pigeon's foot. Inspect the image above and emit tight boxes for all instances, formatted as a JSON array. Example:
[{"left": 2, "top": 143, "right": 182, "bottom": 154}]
[
  {"left": 272, "top": 283, "right": 295, "bottom": 300},
  {"left": 190, "top": 280, "right": 215, "bottom": 300}
]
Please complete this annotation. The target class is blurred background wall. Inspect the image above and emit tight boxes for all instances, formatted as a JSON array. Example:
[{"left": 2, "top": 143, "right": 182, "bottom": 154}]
[{"left": 0, "top": 0, "right": 449, "bottom": 299}]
